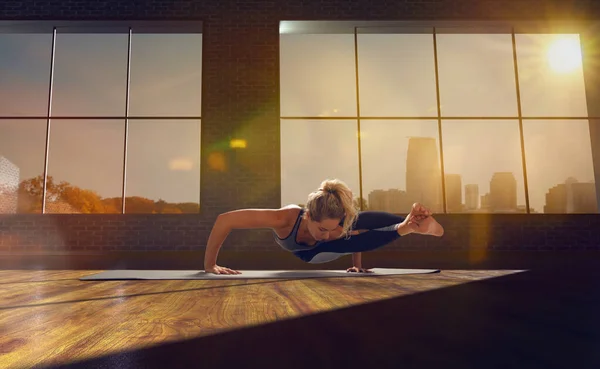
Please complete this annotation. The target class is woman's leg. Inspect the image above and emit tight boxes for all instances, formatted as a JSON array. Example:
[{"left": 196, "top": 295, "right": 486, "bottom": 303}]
[
  {"left": 353, "top": 210, "right": 405, "bottom": 230},
  {"left": 293, "top": 211, "right": 406, "bottom": 264}
]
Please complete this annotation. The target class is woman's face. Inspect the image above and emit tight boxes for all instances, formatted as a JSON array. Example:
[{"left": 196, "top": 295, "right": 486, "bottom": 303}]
[{"left": 306, "top": 214, "right": 341, "bottom": 241}]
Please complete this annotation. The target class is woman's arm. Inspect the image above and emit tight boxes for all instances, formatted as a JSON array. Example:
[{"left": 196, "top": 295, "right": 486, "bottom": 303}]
[
  {"left": 348, "top": 252, "right": 373, "bottom": 273},
  {"left": 352, "top": 252, "right": 363, "bottom": 268},
  {"left": 204, "top": 208, "right": 291, "bottom": 274}
]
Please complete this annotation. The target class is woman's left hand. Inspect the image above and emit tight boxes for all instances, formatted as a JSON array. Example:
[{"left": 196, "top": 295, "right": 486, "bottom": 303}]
[{"left": 346, "top": 266, "right": 373, "bottom": 273}]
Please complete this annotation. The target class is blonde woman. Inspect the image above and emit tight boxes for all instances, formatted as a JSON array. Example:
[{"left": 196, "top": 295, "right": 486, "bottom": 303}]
[{"left": 204, "top": 179, "right": 444, "bottom": 275}]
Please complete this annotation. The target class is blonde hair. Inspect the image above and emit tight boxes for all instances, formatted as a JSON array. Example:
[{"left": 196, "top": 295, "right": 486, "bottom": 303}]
[{"left": 305, "top": 179, "right": 358, "bottom": 238}]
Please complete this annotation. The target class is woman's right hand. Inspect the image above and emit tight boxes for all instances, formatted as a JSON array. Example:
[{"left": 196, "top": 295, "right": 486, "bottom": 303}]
[{"left": 205, "top": 265, "right": 242, "bottom": 275}]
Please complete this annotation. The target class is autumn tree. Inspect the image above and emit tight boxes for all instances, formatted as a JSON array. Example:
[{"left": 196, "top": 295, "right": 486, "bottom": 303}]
[
  {"left": 124, "top": 196, "right": 156, "bottom": 213},
  {"left": 19, "top": 175, "right": 117, "bottom": 213},
  {"left": 17, "top": 175, "right": 200, "bottom": 214}
]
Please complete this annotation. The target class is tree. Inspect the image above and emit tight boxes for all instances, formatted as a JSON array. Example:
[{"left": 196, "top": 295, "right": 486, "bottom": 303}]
[
  {"left": 125, "top": 196, "right": 156, "bottom": 213},
  {"left": 60, "top": 186, "right": 114, "bottom": 213},
  {"left": 175, "top": 202, "right": 201, "bottom": 213},
  {"left": 354, "top": 197, "right": 368, "bottom": 211},
  {"left": 18, "top": 175, "right": 117, "bottom": 213},
  {"left": 18, "top": 175, "right": 64, "bottom": 213},
  {"left": 17, "top": 175, "right": 201, "bottom": 214},
  {"left": 155, "top": 199, "right": 167, "bottom": 213}
]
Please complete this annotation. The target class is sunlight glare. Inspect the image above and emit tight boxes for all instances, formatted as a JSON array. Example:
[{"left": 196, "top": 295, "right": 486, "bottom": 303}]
[
  {"left": 547, "top": 36, "right": 583, "bottom": 73},
  {"left": 229, "top": 139, "right": 247, "bottom": 149},
  {"left": 168, "top": 157, "right": 194, "bottom": 171},
  {"left": 207, "top": 152, "right": 226, "bottom": 172}
]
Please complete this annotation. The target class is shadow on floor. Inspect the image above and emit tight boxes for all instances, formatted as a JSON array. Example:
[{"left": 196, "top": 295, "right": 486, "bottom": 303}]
[{"left": 46, "top": 263, "right": 600, "bottom": 369}]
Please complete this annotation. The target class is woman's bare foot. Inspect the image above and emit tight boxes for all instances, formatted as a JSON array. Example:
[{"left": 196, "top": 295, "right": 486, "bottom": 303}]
[
  {"left": 401, "top": 203, "right": 444, "bottom": 237},
  {"left": 413, "top": 214, "right": 444, "bottom": 237}
]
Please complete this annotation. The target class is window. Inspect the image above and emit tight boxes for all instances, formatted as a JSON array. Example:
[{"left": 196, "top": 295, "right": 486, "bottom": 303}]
[
  {"left": 516, "top": 34, "right": 596, "bottom": 214},
  {"left": 0, "top": 22, "right": 202, "bottom": 214},
  {"left": 279, "top": 21, "right": 599, "bottom": 214}
]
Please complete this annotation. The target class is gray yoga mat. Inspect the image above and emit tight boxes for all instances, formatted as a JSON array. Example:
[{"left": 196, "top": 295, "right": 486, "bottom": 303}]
[{"left": 80, "top": 268, "right": 440, "bottom": 281}]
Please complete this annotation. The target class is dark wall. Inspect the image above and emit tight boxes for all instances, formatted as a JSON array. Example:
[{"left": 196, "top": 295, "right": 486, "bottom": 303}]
[
  {"left": 1, "top": 0, "right": 599, "bottom": 266},
  {"left": 0, "top": 0, "right": 597, "bottom": 20},
  {"left": 1, "top": 213, "right": 599, "bottom": 253}
]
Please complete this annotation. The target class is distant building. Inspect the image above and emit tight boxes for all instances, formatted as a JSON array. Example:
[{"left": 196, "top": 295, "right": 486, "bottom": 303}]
[
  {"left": 406, "top": 137, "right": 442, "bottom": 212},
  {"left": 0, "top": 156, "right": 20, "bottom": 214},
  {"left": 571, "top": 182, "right": 598, "bottom": 213},
  {"left": 445, "top": 174, "right": 462, "bottom": 212},
  {"left": 544, "top": 185, "right": 567, "bottom": 213},
  {"left": 489, "top": 172, "right": 517, "bottom": 212},
  {"left": 465, "top": 184, "right": 479, "bottom": 210},
  {"left": 545, "top": 178, "right": 598, "bottom": 213},
  {"left": 368, "top": 188, "right": 412, "bottom": 213},
  {"left": 480, "top": 193, "right": 490, "bottom": 211}
]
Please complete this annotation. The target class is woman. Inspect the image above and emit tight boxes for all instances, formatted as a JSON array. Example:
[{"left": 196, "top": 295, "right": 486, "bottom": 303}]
[{"left": 204, "top": 179, "right": 445, "bottom": 275}]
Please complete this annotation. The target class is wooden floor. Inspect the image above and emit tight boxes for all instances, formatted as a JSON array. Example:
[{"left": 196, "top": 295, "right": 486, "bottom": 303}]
[{"left": 1, "top": 264, "right": 599, "bottom": 369}]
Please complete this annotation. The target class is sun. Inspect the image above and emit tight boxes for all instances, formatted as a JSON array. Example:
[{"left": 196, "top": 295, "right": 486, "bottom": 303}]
[{"left": 547, "top": 36, "right": 583, "bottom": 73}]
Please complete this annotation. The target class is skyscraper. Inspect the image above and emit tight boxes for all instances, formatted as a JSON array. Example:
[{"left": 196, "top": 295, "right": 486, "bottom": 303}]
[
  {"left": 465, "top": 184, "right": 479, "bottom": 211},
  {"left": 545, "top": 178, "right": 598, "bottom": 213},
  {"left": 445, "top": 174, "right": 462, "bottom": 212},
  {"left": 545, "top": 184, "right": 567, "bottom": 213},
  {"left": 481, "top": 193, "right": 490, "bottom": 210},
  {"left": 571, "top": 182, "right": 598, "bottom": 213},
  {"left": 565, "top": 177, "right": 578, "bottom": 213},
  {"left": 368, "top": 189, "right": 412, "bottom": 213},
  {"left": 406, "top": 137, "right": 442, "bottom": 212},
  {"left": 489, "top": 172, "right": 517, "bottom": 212}
]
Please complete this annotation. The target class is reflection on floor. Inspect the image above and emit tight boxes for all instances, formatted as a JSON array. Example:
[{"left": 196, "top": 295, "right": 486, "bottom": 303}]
[{"left": 1, "top": 266, "right": 598, "bottom": 369}]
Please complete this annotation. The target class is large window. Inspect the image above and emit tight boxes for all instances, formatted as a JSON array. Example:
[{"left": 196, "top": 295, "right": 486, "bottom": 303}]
[
  {"left": 280, "top": 21, "right": 599, "bottom": 214},
  {"left": 0, "top": 22, "right": 202, "bottom": 214}
]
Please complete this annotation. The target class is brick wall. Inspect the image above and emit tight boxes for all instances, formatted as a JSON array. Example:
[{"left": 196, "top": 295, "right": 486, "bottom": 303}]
[
  {"left": 1, "top": 214, "right": 599, "bottom": 254},
  {"left": 1, "top": 0, "right": 599, "bottom": 262},
  {"left": 0, "top": 1, "right": 597, "bottom": 20}
]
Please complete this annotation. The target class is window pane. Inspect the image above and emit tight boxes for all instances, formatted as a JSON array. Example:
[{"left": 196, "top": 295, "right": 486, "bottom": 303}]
[
  {"left": 437, "top": 34, "right": 518, "bottom": 117},
  {"left": 129, "top": 33, "right": 202, "bottom": 116},
  {"left": 523, "top": 120, "right": 597, "bottom": 213},
  {"left": 281, "top": 119, "right": 360, "bottom": 206},
  {"left": 0, "top": 33, "right": 52, "bottom": 116},
  {"left": 51, "top": 32, "right": 128, "bottom": 116},
  {"left": 125, "top": 120, "right": 200, "bottom": 214},
  {"left": 441, "top": 120, "right": 526, "bottom": 213},
  {"left": 357, "top": 33, "right": 437, "bottom": 117},
  {"left": 46, "top": 120, "right": 124, "bottom": 213},
  {"left": 360, "top": 120, "right": 442, "bottom": 213},
  {"left": 516, "top": 34, "right": 588, "bottom": 117},
  {"left": 280, "top": 34, "right": 357, "bottom": 117},
  {"left": 0, "top": 120, "right": 47, "bottom": 214}
]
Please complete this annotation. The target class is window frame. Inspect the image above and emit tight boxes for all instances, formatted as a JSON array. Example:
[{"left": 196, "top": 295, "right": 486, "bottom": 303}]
[
  {"left": 0, "top": 20, "right": 203, "bottom": 214},
  {"left": 279, "top": 20, "right": 600, "bottom": 214}
]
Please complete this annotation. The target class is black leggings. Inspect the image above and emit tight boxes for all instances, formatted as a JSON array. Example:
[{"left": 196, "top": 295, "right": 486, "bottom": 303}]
[{"left": 292, "top": 211, "right": 405, "bottom": 264}]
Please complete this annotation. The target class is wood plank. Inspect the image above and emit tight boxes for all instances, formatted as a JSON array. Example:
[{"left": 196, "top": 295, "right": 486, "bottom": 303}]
[{"left": 0, "top": 270, "right": 518, "bottom": 368}]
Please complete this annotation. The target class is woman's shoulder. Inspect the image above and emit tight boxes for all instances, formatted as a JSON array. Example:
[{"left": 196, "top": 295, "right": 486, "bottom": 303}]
[
  {"left": 282, "top": 204, "right": 303, "bottom": 210},
  {"left": 272, "top": 205, "right": 303, "bottom": 229},
  {"left": 279, "top": 204, "right": 303, "bottom": 217}
]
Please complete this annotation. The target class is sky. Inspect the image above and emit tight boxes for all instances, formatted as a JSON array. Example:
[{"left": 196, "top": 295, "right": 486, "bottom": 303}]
[{"left": 0, "top": 29, "right": 597, "bottom": 213}]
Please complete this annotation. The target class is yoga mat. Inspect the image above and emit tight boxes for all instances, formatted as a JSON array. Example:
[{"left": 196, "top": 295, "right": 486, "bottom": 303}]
[{"left": 80, "top": 268, "right": 440, "bottom": 281}]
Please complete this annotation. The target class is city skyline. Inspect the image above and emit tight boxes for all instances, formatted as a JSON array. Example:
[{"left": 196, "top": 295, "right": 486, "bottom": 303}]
[
  {"left": 1, "top": 30, "right": 598, "bottom": 214},
  {"left": 345, "top": 135, "right": 595, "bottom": 214},
  {"left": 364, "top": 170, "right": 597, "bottom": 214}
]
